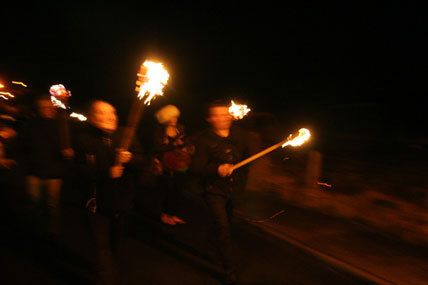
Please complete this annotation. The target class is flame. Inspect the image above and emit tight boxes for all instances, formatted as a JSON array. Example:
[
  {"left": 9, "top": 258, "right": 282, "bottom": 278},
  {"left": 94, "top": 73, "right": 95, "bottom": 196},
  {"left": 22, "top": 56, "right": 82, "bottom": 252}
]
[
  {"left": 12, "top": 81, "right": 27, "bottom": 87},
  {"left": 282, "top": 128, "right": 311, "bottom": 147},
  {"left": 136, "top": 61, "right": 170, "bottom": 105},
  {"left": 49, "top": 84, "right": 71, "bottom": 109},
  {"left": 0, "top": 83, "right": 4, "bottom": 88},
  {"left": 70, "top": 112, "right": 87, "bottom": 121},
  {"left": 50, "top": 96, "right": 67, "bottom": 109},
  {"left": 0, "top": 91, "right": 15, "bottom": 98},
  {"left": 229, "top": 100, "right": 251, "bottom": 119},
  {"left": 317, "top": 182, "right": 332, "bottom": 188}
]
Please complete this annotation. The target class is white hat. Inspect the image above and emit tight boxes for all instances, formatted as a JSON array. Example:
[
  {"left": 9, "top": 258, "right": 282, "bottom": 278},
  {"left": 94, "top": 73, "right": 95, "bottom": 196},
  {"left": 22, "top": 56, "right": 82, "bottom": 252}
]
[{"left": 155, "top": 105, "right": 180, "bottom": 124}]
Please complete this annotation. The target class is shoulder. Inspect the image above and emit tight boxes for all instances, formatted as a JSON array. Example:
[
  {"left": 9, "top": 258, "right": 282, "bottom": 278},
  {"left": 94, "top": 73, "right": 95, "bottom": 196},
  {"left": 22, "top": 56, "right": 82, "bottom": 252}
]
[
  {"left": 231, "top": 125, "right": 250, "bottom": 138},
  {"left": 190, "top": 128, "right": 211, "bottom": 142}
]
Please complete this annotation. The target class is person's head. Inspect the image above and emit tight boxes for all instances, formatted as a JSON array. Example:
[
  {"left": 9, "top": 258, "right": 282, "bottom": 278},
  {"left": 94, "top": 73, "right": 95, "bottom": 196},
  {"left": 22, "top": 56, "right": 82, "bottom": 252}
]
[
  {"left": 155, "top": 104, "right": 180, "bottom": 126},
  {"left": 35, "top": 94, "right": 56, "bottom": 119},
  {"left": 205, "top": 99, "right": 233, "bottom": 131},
  {"left": 88, "top": 100, "right": 118, "bottom": 134}
]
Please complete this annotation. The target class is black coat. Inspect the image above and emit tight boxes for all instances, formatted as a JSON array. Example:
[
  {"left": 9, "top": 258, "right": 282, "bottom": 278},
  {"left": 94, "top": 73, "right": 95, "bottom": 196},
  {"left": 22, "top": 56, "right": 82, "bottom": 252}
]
[
  {"left": 74, "top": 123, "right": 145, "bottom": 216},
  {"left": 19, "top": 117, "right": 65, "bottom": 179},
  {"left": 189, "top": 126, "right": 251, "bottom": 196}
]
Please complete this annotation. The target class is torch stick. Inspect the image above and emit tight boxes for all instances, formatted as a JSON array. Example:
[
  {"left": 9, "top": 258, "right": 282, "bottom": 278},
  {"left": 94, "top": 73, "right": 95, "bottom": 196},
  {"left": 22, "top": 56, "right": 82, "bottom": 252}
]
[
  {"left": 116, "top": 60, "right": 170, "bottom": 165},
  {"left": 232, "top": 128, "right": 311, "bottom": 171},
  {"left": 232, "top": 139, "right": 288, "bottom": 170},
  {"left": 118, "top": 94, "right": 147, "bottom": 151}
]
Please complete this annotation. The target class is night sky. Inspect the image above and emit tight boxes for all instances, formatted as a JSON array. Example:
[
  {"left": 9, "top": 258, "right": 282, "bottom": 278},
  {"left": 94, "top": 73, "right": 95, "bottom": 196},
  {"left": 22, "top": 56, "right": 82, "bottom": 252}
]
[{"left": 2, "top": 2, "right": 427, "bottom": 137}]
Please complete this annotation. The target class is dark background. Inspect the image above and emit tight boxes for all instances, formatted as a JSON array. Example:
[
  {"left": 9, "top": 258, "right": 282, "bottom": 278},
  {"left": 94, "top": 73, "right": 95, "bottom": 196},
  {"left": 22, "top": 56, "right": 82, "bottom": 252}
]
[{"left": 1, "top": 1, "right": 427, "bottom": 140}]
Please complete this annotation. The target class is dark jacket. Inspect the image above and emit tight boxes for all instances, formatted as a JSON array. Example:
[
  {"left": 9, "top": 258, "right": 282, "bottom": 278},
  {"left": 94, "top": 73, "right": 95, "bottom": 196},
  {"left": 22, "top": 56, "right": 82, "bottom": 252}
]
[
  {"left": 189, "top": 126, "right": 251, "bottom": 196},
  {"left": 74, "top": 123, "right": 145, "bottom": 216},
  {"left": 19, "top": 117, "right": 65, "bottom": 179}
]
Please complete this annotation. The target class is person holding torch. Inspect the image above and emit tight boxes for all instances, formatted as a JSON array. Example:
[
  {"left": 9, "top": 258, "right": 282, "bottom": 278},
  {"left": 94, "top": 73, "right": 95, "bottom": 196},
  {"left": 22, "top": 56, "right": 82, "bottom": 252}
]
[
  {"left": 73, "top": 100, "right": 145, "bottom": 285},
  {"left": 190, "top": 99, "right": 252, "bottom": 284}
]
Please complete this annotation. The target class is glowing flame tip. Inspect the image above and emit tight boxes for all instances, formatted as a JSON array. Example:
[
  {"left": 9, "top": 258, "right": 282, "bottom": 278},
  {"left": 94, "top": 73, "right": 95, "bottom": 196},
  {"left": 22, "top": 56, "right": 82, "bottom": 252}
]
[
  {"left": 136, "top": 61, "right": 170, "bottom": 105},
  {"left": 70, "top": 112, "right": 87, "bottom": 121},
  {"left": 282, "top": 128, "right": 311, "bottom": 147},
  {"left": 229, "top": 100, "right": 251, "bottom": 120}
]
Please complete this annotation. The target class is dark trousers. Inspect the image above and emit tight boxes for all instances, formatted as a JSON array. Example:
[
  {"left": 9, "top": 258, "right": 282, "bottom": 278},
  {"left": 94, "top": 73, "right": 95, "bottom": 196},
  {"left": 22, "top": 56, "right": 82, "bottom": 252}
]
[
  {"left": 89, "top": 212, "right": 127, "bottom": 285},
  {"left": 160, "top": 172, "right": 184, "bottom": 216},
  {"left": 204, "top": 192, "right": 234, "bottom": 272}
]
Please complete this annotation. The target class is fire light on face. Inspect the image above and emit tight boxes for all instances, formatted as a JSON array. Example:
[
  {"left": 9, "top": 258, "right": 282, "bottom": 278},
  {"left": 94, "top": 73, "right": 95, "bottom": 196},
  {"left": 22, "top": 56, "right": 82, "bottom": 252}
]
[
  {"left": 229, "top": 100, "right": 251, "bottom": 120},
  {"left": 135, "top": 61, "right": 170, "bottom": 105}
]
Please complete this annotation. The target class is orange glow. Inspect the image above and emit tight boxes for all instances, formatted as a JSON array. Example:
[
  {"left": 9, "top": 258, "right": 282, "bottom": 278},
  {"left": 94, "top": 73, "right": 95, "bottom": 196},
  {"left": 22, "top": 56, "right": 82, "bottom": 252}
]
[
  {"left": 317, "top": 182, "right": 332, "bottom": 188},
  {"left": 11, "top": 81, "right": 27, "bottom": 87},
  {"left": 229, "top": 100, "right": 251, "bottom": 119},
  {"left": 282, "top": 128, "right": 311, "bottom": 147},
  {"left": 135, "top": 61, "right": 170, "bottom": 105},
  {"left": 0, "top": 83, "right": 4, "bottom": 88}
]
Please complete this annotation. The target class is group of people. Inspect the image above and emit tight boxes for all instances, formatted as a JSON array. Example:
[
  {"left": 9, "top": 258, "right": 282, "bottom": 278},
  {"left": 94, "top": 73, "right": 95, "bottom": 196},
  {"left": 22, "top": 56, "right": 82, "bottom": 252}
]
[{"left": 0, "top": 94, "right": 253, "bottom": 284}]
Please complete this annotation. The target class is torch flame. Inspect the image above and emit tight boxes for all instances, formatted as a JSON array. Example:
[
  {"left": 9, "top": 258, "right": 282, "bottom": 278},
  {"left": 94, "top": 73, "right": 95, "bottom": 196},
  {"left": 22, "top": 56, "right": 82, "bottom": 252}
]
[
  {"left": 49, "top": 84, "right": 71, "bottom": 109},
  {"left": 0, "top": 91, "right": 15, "bottom": 98},
  {"left": 282, "top": 128, "right": 311, "bottom": 147},
  {"left": 12, "top": 81, "right": 27, "bottom": 87},
  {"left": 229, "top": 100, "right": 251, "bottom": 120},
  {"left": 50, "top": 96, "right": 67, "bottom": 109},
  {"left": 70, "top": 112, "right": 87, "bottom": 121},
  {"left": 136, "top": 61, "right": 170, "bottom": 105}
]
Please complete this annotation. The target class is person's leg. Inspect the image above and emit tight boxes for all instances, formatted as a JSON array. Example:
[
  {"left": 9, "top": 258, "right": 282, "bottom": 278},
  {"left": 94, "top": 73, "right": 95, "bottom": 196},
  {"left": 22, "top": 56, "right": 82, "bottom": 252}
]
[
  {"left": 45, "top": 178, "right": 62, "bottom": 235},
  {"left": 205, "top": 193, "right": 234, "bottom": 273},
  {"left": 164, "top": 173, "right": 186, "bottom": 224},
  {"left": 25, "top": 175, "right": 43, "bottom": 233},
  {"left": 89, "top": 213, "right": 120, "bottom": 285},
  {"left": 110, "top": 214, "right": 126, "bottom": 257},
  {"left": 160, "top": 174, "right": 177, "bottom": 225}
]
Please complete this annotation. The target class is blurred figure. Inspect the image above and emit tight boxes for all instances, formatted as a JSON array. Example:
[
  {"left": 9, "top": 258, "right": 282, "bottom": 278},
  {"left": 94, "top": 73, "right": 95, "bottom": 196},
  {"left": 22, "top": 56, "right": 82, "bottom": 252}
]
[
  {"left": 74, "top": 100, "right": 144, "bottom": 285},
  {"left": 152, "top": 105, "right": 193, "bottom": 226},
  {"left": 190, "top": 100, "right": 251, "bottom": 284},
  {"left": 0, "top": 123, "right": 17, "bottom": 169},
  {"left": 0, "top": 120, "right": 19, "bottom": 221},
  {"left": 19, "top": 94, "right": 71, "bottom": 239}
]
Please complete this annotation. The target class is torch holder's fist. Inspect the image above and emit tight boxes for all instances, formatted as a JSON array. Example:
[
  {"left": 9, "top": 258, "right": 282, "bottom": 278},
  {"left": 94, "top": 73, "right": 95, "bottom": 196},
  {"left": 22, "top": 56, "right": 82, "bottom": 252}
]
[
  {"left": 218, "top": 163, "right": 234, "bottom": 178},
  {"left": 116, "top": 148, "right": 132, "bottom": 164},
  {"left": 110, "top": 165, "right": 124, "bottom": 179}
]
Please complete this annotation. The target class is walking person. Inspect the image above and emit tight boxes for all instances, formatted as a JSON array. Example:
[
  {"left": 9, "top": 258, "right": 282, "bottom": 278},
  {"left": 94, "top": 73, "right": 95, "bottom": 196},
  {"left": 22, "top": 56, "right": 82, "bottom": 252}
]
[{"left": 190, "top": 99, "right": 251, "bottom": 284}]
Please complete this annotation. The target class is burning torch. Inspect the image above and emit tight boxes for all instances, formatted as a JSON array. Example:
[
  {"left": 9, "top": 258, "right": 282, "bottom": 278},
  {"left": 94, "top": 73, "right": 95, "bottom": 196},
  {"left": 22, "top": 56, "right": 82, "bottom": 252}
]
[
  {"left": 232, "top": 128, "right": 311, "bottom": 170},
  {"left": 118, "top": 60, "right": 170, "bottom": 155},
  {"left": 229, "top": 100, "right": 251, "bottom": 120},
  {"left": 49, "top": 84, "right": 72, "bottom": 154}
]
